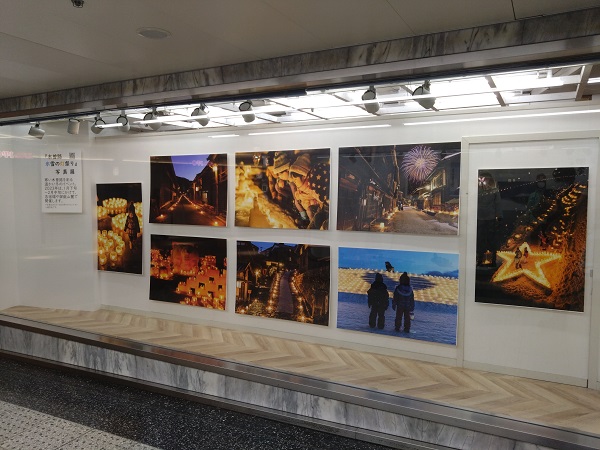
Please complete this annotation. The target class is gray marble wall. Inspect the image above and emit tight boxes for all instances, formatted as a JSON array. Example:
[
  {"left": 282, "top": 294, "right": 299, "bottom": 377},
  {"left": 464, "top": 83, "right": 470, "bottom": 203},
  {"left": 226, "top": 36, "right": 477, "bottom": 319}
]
[
  {"left": 1, "top": 8, "right": 600, "bottom": 121},
  {"left": 0, "top": 324, "right": 566, "bottom": 450}
]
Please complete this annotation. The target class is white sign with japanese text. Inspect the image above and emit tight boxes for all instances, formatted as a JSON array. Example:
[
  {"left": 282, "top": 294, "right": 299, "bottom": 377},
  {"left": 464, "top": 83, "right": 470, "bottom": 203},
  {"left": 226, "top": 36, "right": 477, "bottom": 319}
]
[{"left": 41, "top": 150, "right": 83, "bottom": 213}]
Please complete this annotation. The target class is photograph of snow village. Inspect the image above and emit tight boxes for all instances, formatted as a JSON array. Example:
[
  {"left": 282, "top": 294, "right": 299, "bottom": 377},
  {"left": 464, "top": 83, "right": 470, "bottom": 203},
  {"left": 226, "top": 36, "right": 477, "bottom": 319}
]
[
  {"left": 337, "top": 142, "right": 460, "bottom": 235},
  {"left": 236, "top": 240, "right": 330, "bottom": 325}
]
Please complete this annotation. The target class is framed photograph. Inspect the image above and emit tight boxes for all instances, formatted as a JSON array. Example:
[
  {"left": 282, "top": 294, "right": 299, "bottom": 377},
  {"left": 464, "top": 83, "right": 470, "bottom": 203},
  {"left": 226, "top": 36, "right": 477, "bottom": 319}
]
[
  {"left": 338, "top": 247, "right": 458, "bottom": 345},
  {"left": 150, "top": 234, "right": 227, "bottom": 309},
  {"left": 235, "top": 149, "right": 330, "bottom": 229},
  {"left": 150, "top": 154, "right": 227, "bottom": 226},
  {"left": 236, "top": 241, "right": 330, "bottom": 325},
  {"left": 96, "top": 183, "right": 142, "bottom": 274},
  {"left": 337, "top": 143, "right": 460, "bottom": 235},
  {"left": 475, "top": 167, "right": 588, "bottom": 311}
]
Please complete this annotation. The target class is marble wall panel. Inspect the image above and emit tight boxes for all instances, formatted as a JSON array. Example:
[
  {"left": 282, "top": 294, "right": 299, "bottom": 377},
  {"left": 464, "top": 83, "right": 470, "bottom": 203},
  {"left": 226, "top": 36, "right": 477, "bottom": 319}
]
[
  {"left": 0, "top": 326, "right": 563, "bottom": 449},
  {"left": 522, "top": 9, "right": 600, "bottom": 44}
]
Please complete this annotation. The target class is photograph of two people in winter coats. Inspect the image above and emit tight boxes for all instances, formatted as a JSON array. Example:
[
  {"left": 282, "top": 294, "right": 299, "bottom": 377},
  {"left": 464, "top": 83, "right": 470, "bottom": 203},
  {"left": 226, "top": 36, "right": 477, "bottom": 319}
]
[{"left": 337, "top": 247, "right": 459, "bottom": 345}]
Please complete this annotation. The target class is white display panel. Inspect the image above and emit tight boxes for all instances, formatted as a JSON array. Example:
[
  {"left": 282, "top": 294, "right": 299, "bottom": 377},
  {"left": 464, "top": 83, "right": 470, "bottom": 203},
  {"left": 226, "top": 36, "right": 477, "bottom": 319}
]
[{"left": 464, "top": 137, "right": 598, "bottom": 382}]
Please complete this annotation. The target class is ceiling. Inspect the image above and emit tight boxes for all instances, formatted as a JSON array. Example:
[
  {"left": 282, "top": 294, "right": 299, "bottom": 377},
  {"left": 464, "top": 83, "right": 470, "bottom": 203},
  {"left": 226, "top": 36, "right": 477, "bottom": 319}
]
[
  {"left": 3, "top": 0, "right": 600, "bottom": 100},
  {"left": 3, "top": 0, "right": 600, "bottom": 136}
]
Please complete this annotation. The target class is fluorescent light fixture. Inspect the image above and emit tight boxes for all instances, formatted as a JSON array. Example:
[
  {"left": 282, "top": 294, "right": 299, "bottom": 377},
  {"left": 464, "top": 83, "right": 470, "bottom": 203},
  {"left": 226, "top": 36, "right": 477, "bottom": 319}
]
[
  {"left": 492, "top": 73, "right": 565, "bottom": 90},
  {"left": 404, "top": 109, "right": 600, "bottom": 126},
  {"left": 208, "top": 134, "right": 239, "bottom": 138},
  {"left": 248, "top": 124, "right": 390, "bottom": 136},
  {"left": 588, "top": 77, "right": 600, "bottom": 84}
]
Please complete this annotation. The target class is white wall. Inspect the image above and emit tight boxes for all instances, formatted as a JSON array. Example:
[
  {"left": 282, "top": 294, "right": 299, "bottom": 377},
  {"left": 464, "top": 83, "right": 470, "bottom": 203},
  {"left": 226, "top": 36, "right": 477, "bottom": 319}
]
[
  {"left": 6, "top": 123, "right": 98, "bottom": 310},
  {"left": 4, "top": 105, "right": 600, "bottom": 385},
  {"left": 0, "top": 135, "right": 19, "bottom": 309}
]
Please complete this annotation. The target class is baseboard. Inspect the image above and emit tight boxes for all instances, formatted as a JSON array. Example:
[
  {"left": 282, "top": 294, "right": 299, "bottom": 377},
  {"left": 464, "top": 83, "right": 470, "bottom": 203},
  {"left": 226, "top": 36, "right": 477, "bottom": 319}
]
[{"left": 463, "top": 360, "right": 587, "bottom": 387}]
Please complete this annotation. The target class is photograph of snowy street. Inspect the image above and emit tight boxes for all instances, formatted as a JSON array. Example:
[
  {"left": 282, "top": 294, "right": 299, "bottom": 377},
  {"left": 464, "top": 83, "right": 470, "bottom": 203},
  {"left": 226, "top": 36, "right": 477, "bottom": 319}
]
[
  {"left": 338, "top": 247, "right": 458, "bottom": 345},
  {"left": 475, "top": 167, "right": 588, "bottom": 311},
  {"left": 337, "top": 143, "right": 460, "bottom": 235},
  {"left": 236, "top": 241, "right": 330, "bottom": 325}
]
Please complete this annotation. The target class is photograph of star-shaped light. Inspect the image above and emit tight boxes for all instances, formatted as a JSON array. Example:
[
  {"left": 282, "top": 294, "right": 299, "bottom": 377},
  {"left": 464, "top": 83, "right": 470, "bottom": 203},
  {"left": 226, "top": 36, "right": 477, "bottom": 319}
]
[{"left": 475, "top": 167, "right": 588, "bottom": 311}]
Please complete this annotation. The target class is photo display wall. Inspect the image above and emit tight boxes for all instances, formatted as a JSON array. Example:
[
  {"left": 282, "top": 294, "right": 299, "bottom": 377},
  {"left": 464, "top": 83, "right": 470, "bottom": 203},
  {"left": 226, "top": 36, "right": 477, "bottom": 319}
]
[
  {"left": 475, "top": 167, "right": 589, "bottom": 311},
  {"left": 97, "top": 142, "right": 589, "bottom": 345}
]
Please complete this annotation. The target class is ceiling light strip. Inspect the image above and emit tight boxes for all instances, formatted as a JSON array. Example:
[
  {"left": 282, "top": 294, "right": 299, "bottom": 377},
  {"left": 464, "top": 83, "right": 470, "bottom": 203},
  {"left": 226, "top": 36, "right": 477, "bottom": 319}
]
[
  {"left": 248, "top": 124, "right": 390, "bottom": 136},
  {"left": 404, "top": 109, "right": 600, "bottom": 126}
]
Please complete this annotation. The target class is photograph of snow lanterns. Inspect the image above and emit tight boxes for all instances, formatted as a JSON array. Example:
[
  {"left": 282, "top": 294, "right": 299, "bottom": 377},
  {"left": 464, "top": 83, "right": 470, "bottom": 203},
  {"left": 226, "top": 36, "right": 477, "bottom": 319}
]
[
  {"left": 150, "top": 234, "right": 227, "bottom": 310},
  {"left": 338, "top": 247, "right": 458, "bottom": 345},
  {"left": 337, "top": 143, "right": 460, "bottom": 235},
  {"left": 475, "top": 167, "right": 589, "bottom": 311},
  {"left": 236, "top": 241, "right": 330, "bottom": 325},
  {"left": 96, "top": 183, "right": 142, "bottom": 274},
  {"left": 235, "top": 149, "right": 330, "bottom": 229},
  {"left": 150, "top": 154, "right": 227, "bottom": 226}
]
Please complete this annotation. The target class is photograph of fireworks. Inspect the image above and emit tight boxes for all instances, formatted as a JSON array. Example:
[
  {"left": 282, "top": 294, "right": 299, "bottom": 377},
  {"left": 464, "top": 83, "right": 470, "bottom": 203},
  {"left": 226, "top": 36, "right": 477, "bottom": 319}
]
[
  {"left": 337, "top": 143, "right": 460, "bottom": 235},
  {"left": 150, "top": 154, "right": 227, "bottom": 226},
  {"left": 338, "top": 247, "right": 458, "bottom": 345},
  {"left": 475, "top": 167, "right": 589, "bottom": 311},
  {"left": 150, "top": 234, "right": 227, "bottom": 310},
  {"left": 96, "top": 183, "right": 143, "bottom": 274},
  {"left": 235, "top": 148, "right": 330, "bottom": 229},
  {"left": 236, "top": 241, "right": 330, "bottom": 325}
]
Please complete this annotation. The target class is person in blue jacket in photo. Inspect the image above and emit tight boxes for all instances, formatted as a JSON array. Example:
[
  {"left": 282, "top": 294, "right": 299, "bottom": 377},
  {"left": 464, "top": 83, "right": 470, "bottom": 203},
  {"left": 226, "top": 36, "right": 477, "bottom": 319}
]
[{"left": 392, "top": 272, "right": 415, "bottom": 333}]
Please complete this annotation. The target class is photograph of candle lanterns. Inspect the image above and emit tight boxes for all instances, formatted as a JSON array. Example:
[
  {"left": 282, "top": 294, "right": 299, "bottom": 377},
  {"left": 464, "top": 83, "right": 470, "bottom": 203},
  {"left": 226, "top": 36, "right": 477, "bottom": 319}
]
[
  {"left": 236, "top": 240, "right": 330, "bottom": 325},
  {"left": 337, "top": 142, "right": 460, "bottom": 235},
  {"left": 338, "top": 246, "right": 459, "bottom": 345},
  {"left": 235, "top": 148, "right": 330, "bottom": 229},
  {"left": 150, "top": 154, "right": 227, "bottom": 226},
  {"left": 150, "top": 234, "right": 227, "bottom": 310},
  {"left": 475, "top": 167, "right": 589, "bottom": 311},
  {"left": 96, "top": 183, "right": 143, "bottom": 274}
]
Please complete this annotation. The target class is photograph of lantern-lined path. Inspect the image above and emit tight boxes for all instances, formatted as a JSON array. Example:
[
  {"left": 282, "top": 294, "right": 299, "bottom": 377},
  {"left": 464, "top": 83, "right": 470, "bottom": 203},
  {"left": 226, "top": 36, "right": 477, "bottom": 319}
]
[
  {"left": 236, "top": 241, "right": 330, "bottom": 325},
  {"left": 150, "top": 154, "right": 227, "bottom": 226},
  {"left": 338, "top": 247, "right": 459, "bottom": 345}
]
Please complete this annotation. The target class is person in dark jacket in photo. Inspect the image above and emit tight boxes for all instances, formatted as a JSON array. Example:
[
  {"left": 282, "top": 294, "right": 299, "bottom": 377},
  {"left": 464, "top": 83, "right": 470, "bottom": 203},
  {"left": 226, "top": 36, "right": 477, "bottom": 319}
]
[
  {"left": 392, "top": 272, "right": 415, "bottom": 333},
  {"left": 367, "top": 273, "right": 389, "bottom": 329}
]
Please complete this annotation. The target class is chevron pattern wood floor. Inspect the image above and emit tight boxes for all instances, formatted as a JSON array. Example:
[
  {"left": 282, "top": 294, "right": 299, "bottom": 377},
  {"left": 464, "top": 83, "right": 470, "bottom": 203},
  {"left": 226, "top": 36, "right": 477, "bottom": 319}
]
[{"left": 2, "top": 306, "right": 600, "bottom": 436}]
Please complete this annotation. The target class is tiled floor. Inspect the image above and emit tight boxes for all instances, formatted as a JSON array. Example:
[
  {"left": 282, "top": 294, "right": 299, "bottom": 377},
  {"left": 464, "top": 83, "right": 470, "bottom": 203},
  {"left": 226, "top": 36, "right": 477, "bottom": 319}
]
[
  {"left": 0, "top": 358, "right": 393, "bottom": 450},
  {"left": 0, "top": 400, "right": 156, "bottom": 450}
]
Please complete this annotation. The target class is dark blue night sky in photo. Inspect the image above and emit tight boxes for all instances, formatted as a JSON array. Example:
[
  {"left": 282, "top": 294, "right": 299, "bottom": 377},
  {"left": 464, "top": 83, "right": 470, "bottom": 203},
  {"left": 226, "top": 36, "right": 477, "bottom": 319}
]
[{"left": 171, "top": 154, "right": 210, "bottom": 181}]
